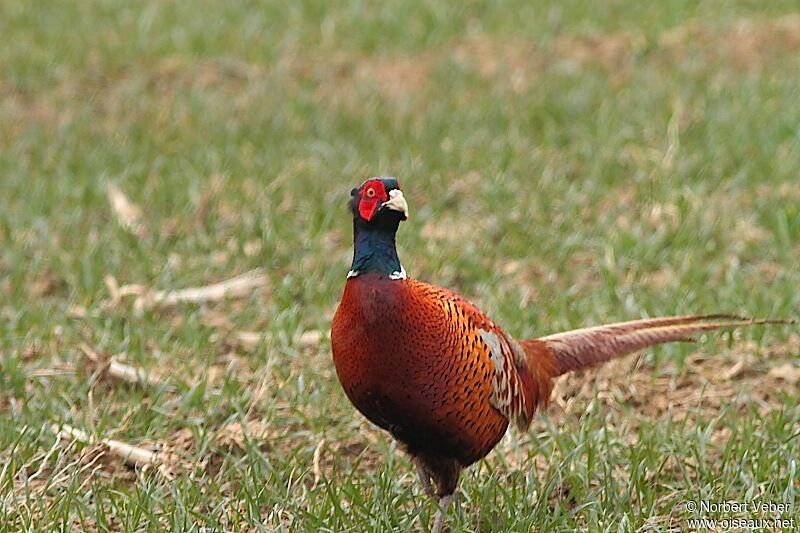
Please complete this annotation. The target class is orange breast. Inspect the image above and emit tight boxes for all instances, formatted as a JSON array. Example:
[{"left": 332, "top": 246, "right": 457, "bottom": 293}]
[{"left": 331, "top": 274, "right": 509, "bottom": 465}]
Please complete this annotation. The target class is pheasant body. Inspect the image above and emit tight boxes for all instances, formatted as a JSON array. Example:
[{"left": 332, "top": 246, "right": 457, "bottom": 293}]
[
  {"left": 330, "top": 177, "right": 789, "bottom": 531},
  {"left": 333, "top": 273, "right": 517, "bottom": 467}
]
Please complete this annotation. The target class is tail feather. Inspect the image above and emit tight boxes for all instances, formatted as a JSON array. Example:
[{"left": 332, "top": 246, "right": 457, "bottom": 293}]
[
  {"left": 536, "top": 315, "right": 793, "bottom": 377},
  {"left": 540, "top": 313, "right": 744, "bottom": 339}
]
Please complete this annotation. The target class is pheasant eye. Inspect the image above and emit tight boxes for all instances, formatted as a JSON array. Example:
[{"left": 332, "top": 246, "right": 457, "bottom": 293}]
[{"left": 365, "top": 188, "right": 376, "bottom": 198}]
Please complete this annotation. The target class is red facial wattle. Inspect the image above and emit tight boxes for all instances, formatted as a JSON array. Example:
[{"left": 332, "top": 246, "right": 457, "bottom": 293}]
[
  {"left": 358, "top": 198, "right": 380, "bottom": 221},
  {"left": 358, "top": 180, "right": 389, "bottom": 221}
]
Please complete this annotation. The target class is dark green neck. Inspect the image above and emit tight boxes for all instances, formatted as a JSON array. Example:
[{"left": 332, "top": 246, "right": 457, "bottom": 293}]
[{"left": 349, "top": 225, "right": 404, "bottom": 279}]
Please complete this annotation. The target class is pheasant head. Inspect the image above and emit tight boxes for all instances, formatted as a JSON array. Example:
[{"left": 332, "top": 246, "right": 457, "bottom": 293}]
[
  {"left": 347, "top": 178, "right": 409, "bottom": 280},
  {"left": 349, "top": 177, "right": 408, "bottom": 225}
]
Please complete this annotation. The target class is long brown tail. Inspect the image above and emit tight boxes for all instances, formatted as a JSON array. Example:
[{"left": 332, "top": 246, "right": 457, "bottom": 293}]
[{"left": 528, "top": 314, "right": 793, "bottom": 377}]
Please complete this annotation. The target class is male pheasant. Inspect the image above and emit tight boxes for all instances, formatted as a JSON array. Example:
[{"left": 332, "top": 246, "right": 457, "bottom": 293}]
[{"left": 330, "top": 177, "right": 787, "bottom": 532}]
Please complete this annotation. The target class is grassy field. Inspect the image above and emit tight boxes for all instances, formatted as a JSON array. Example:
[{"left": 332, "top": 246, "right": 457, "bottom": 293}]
[{"left": 2, "top": 0, "right": 800, "bottom": 530}]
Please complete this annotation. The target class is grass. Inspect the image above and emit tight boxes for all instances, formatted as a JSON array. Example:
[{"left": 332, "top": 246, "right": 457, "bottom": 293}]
[{"left": 2, "top": 0, "right": 800, "bottom": 530}]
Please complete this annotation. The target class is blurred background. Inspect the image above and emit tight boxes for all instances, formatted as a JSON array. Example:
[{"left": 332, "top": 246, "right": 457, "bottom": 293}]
[{"left": 1, "top": 1, "right": 799, "bottom": 530}]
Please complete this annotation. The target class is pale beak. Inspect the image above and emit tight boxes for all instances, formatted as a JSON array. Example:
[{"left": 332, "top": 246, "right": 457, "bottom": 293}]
[{"left": 381, "top": 189, "right": 409, "bottom": 220}]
